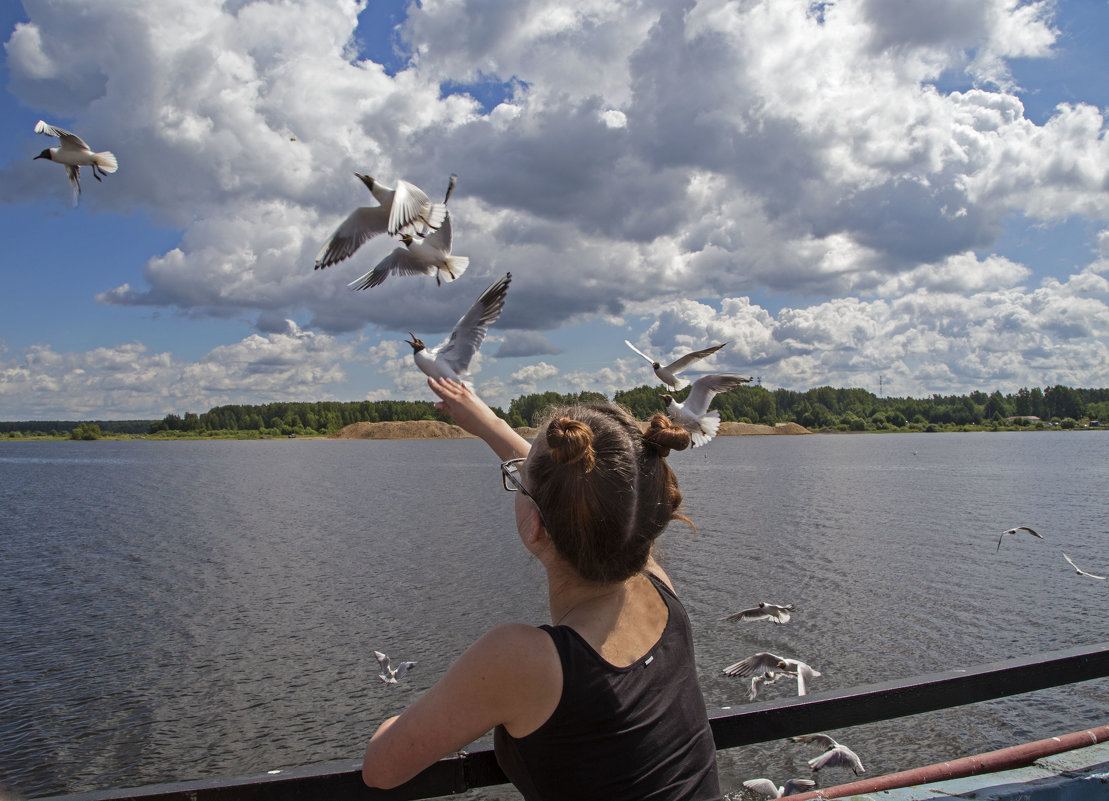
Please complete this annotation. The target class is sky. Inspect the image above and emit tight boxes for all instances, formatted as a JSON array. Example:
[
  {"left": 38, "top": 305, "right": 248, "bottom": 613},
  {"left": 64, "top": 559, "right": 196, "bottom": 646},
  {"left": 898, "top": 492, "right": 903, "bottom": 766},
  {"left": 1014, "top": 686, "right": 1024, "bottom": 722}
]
[{"left": 1, "top": 0, "right": 1108, "bottom": 420}]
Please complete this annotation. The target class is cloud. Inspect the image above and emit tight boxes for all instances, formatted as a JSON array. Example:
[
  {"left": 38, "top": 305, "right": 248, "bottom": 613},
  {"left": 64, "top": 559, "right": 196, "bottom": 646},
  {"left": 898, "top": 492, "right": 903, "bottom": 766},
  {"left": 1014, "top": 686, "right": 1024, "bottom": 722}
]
[{"left": 494, "top": 330, "right": 563, "bottom": 358}]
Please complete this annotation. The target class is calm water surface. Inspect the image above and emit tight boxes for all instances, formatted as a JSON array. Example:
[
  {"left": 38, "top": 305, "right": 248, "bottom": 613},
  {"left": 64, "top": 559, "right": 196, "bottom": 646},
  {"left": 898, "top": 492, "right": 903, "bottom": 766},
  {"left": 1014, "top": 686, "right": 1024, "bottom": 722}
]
[{"left": 1, "top": 432, "right": 1107, "bottom": 798}]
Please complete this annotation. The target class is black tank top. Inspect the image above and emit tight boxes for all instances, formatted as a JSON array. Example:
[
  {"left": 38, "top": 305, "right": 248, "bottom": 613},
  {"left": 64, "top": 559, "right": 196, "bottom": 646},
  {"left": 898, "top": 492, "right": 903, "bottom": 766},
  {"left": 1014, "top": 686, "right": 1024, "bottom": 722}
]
[{"left": 493, "top": 573, "right": 722, "bottom": 800}]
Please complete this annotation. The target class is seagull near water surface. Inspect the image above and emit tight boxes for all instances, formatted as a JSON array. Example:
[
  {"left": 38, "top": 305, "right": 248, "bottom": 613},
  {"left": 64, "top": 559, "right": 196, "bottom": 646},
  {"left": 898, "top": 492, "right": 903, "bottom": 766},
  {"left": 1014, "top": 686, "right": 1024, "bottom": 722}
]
[
  {"left": 790, "top": 733, "right": 866, "bottom": 775},
  {"left": 624, "top": 340, "right": 728, "bottom": 390},
  {"left": 32, "top": 120, "right": 118, "bottom": 203},
  {"left": 722, "top": 652, "right": 821, "bottom": 699},
  {"left": 661, "top": 373, "right": 753, "bottom": 447},
  {"left": 741, "top": 778, "right": 817, "bottom": 799},
  {"left": 721, "top": 601, "right": 795, "bottom": 625},
  {"left": 996, "top": 525, "right": 1043, "bottom": 552},
  {"left": 405, "top": 273, "right": 511, "bottom": 388},
  {"left": 374, "top": 650, "right": 417, "bottom": 685},
  {"left": 1063, "top": 552, "right": 1107, "bottom": 580}
]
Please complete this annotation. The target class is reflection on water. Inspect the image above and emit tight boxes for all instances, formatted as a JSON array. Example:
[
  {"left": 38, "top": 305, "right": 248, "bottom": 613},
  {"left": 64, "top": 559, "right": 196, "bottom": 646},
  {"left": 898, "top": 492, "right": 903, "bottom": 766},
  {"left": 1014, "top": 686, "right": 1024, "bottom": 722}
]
[{"left": 1, "top": 433, "right": 1107, "bottom": 798}]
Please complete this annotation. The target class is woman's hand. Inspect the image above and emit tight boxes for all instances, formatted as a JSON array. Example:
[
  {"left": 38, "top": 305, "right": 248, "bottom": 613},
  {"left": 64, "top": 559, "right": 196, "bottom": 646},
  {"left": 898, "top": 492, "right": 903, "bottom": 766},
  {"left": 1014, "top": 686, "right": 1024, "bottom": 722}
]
[{"left": 428, "top": 377, "right": 531, "bottom": 460}]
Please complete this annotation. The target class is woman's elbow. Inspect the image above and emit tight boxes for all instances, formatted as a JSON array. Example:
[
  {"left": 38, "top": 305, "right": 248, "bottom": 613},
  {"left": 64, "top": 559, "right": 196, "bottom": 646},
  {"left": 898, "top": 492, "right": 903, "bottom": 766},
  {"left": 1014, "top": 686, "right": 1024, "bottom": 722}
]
[{"left": 362, "top": 759, "right": 405, "bottom": 790}]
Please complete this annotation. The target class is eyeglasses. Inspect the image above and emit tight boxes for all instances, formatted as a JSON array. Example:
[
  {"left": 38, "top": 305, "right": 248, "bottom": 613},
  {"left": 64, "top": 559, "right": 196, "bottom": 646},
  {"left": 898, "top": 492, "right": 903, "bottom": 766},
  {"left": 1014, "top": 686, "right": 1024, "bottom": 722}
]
[{"left": 501, "top": 457, "right": 551, "bottom": 534}]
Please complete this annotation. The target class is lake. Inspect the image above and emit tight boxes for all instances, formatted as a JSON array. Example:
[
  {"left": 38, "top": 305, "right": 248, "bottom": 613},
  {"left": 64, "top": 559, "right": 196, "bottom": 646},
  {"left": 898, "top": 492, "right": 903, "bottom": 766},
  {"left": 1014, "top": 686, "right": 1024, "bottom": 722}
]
[{"left": 1, "top": 432, "right": 1107, "bottom": 799}]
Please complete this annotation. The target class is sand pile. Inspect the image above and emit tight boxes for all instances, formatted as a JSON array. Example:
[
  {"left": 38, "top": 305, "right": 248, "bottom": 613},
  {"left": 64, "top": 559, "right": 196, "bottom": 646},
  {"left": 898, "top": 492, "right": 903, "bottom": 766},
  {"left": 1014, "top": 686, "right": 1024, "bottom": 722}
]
[{"left": 718, "top": 421, "right": 811, "bottom": 436}]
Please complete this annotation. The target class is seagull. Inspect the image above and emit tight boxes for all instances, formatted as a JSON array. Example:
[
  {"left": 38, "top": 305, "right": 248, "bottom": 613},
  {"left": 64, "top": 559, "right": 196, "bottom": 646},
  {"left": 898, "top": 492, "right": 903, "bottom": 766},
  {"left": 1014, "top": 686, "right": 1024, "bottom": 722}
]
[
  {"left": 790, "top": 733, "right": 865, "bottom": 775},
  {"left": 1063, "top": 552, "right": 1107, "bottom": 580},
  {"left": 374, "top": 650, "right": 417, "bottom": 684},
  {"left": 779, "top": 658, "right": 822, "bottom": 696},
  {"left": 996, "top": 525, "right": 1043, "bottom": 552},
  {"left": 660, "top": 373, "right": 753, "bottom": 447},
  {"left": 33, "top": 120, "right": 118, "bottom": 203},
  {"left": 722, "top": 652, "right": 820, "bottom": 698},
  {"left": 348, "top": 206, "right": 468, "bottom": 289},
  {"left": 721, "top": 602, "right": 794, "bottom": 624},
  {"left": 742, "top": 778, "right": 817, "bottom": 799},
  {"left": 624, "top": 340, "right": 728, "bottom": 390},
  {"left": 314, "top": 173, "right": 454, "bottom": 270},
  {"left": 405, "top": 273, "right": 511, "bottom": 387}
]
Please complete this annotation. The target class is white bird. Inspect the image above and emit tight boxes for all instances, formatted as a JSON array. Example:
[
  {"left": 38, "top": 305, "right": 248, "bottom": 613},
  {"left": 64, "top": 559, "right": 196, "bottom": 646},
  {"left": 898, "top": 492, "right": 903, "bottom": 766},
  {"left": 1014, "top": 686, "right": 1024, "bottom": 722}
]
[
  {"left": 33, "top": 120, "right": 118, "bottom": 203},
  {"left": 996, "top": 525, "right": 1043, "bottom": 552},
  {"left": 660, "top": 373, "right": 753, "bottom": 447},
  {"left": 374, "top": 650, "right": 417, "bottom": 684},
  {"left": 314, "top": 173, "right": 454, "bottom": 270},
  {"left": 624, "top": 340, "right": 728, "bottom": 390},
  {"left": 1063, "top": 552, "right": 1107, "bottom": 580},
  {"left": 348, "top": 206, "right": 469, "bottom": 289},
  {"left": 790, "top": 733, "right": 865, "bottom": 775},
  {"left": 405, "top": 273, "right": 511, "bottom": 386},
  {"left": 721, "top": 601, "right": 794, "bottom": 624},
  {"left": 779, "top": 658, "right": 822, "bottom": 696},
  {"left": 722, "top": 652, "right": 820, "bottom": 698},
  {"left": 742, "top": 778, "right": 817, "bottom": 799}
]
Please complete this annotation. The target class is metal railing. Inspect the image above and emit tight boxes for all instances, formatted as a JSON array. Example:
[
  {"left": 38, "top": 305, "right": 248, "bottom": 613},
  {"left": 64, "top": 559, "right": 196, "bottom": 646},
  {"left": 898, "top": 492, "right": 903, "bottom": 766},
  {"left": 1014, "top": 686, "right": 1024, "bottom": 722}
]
[{"left": 35, "top": 641, "right": 1109, "bottom": 801}]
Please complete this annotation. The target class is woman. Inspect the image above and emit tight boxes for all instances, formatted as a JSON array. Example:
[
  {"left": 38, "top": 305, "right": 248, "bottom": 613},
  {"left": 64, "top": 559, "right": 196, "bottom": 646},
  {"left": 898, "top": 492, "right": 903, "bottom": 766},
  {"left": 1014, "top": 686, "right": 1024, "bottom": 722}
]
[{"left": 362, "top": 376, "right": 722, "bottom": 800}]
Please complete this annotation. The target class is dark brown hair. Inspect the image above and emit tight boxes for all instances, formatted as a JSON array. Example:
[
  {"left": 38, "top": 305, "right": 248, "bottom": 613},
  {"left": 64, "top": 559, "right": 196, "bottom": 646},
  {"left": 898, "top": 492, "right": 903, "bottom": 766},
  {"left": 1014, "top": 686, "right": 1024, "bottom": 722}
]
[{"left": 527, "top": 402, "right": 691, "bottom": 583}]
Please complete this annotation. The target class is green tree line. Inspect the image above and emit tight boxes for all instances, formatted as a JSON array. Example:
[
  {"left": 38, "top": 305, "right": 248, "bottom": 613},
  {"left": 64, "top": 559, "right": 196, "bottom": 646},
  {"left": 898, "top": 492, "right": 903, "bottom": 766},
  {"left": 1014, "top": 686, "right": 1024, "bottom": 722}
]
[{"left": 3, "top": 384, "right": 1107, "bottom": 438}]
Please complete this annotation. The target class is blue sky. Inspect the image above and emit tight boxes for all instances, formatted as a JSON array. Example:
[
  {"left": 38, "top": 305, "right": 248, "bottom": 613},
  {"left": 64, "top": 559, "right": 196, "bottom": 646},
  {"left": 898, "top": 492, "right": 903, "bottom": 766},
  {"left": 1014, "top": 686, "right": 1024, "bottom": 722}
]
[{"left": 1, "top": 0, "right": 1108, "bottom": 420}]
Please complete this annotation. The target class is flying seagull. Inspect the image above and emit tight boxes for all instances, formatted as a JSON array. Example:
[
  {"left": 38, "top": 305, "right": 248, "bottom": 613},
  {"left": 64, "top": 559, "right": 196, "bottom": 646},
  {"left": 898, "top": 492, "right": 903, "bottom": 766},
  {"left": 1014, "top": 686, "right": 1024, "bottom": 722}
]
[
  {"left": 33, "top": 120, "right": 118, "bottom": 203},
  {"left": 348, "top": 206, "right": 468, "bottom": 289},
  {"left": 722, "top": 652, "right": 820, "bottom": 698},
  {"left": 314, "top": 173, "right": 454, "bottom": 270},
  {"left": 660, "top": 373, "right": 753, "bottom": 447},
  {"left": 742, "top": 778, "right": 817, "bottom": 799},
  {"left": 790, "top": 733, "right": 865, "bottom": 775},
  {"left": 624, "top": 340, "right": 728, "bottom": 390},
  {"left": 374, "top": 650, "right": 417, "bottom": 684},
  {"left": 996, "top": 525, "right": 1043, "bottom": 552},
  {"left": 1063, "top": 552, "right": 1107, "bottom": 580},
  {"left": 721, "top": 602, "right": 794, "bottom": 624},
  {"left": 405, "top": 273, "right": 511, "bottom": 387}
]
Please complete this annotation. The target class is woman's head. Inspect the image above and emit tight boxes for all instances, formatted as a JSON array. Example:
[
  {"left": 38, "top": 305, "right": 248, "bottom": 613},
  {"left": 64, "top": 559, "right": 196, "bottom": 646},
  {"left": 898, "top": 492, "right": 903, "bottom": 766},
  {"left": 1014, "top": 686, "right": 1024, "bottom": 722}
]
[{"left": 525, "top": 402, "right": 691, "bottom": 583}]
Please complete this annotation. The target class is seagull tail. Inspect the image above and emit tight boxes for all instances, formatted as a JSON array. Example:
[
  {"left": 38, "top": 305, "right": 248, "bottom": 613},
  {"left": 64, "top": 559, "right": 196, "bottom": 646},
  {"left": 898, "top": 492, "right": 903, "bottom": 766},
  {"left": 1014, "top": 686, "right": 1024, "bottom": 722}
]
[
  {"left": 441, "top": 255, "right": 469, "bottom": 282},
  {"left": 691, "top": 412, "right": 720, "bottom": 448},
  {"left": 94, "top": 151, "right": 118, "bottom": 173}
]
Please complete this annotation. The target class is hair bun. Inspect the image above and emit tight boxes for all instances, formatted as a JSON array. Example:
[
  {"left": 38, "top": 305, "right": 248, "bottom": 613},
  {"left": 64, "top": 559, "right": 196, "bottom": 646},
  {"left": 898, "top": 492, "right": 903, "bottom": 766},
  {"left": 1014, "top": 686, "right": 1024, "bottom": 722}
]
[
  {"left": 642, "top": 413, "right": 691, "bottom": 457},
  {"left": 546, "top": 417, "right": 596, "bottom": 472}
]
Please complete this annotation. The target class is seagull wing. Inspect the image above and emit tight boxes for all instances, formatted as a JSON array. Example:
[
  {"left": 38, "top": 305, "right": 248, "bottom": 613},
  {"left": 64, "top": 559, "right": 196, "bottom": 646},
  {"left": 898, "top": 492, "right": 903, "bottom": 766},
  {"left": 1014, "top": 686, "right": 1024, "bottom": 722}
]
[
  {"left": 810, "top": 745, "right": 864, "bottom": 773},
  {"left": 721, "top": 607, "right": 769, "bottom": 623},
  {"left": 419, "top": 208, "right": 454, "bottom": 256},
  {"left": 722, "top": 652, "right": 782, "bottom": 677},
  {"left": 790, "top": 733, "right": 838, "bottom": 749},
  {"left": 1063, "top": 552, "right": 1107, "bottom": 580},
  {"left": 624, "top": 340, "right": 656, "bottom": 365},
  {"left": 741, "top": 779, "right": 781, "bottom": 798},
  {"left": 373, "top": 651, "right": 391, "bottom": 672},
  {"left": 782, "top": 779, "right": 817, "bottom": 796},
  {"left": 393, "top": 661, "right": 417, "bottom": 680},
  {"left": 347, "top": 247, "right": 435, "bottom": 290},
  {"left": 315, "top": 206, "right": 390, "bottom": 269},
  {"left": 35, "top": 120, "right": 91, "bottom": 151},
  {"left": 1016, "top": 526, "right": 1043, "bottom": 539},
  {"left": 433, "top": 273, "right": 512, "bottom": 374},
  {"left": 388, "top": 179, "right": 434, "bottom": 236},
  {"left": 684, "top": 374, "right": 752, "bottom": 417},
  {"left": 663, "top": 342, "right": 727, "bottom": 374}
]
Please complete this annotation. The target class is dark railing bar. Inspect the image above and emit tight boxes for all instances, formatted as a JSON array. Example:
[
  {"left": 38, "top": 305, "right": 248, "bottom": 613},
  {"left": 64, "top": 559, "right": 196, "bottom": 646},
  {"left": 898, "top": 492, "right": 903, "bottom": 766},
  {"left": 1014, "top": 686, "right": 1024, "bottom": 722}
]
[{"left": 32, "top": 641, "right": 1109, "bottom": 801}]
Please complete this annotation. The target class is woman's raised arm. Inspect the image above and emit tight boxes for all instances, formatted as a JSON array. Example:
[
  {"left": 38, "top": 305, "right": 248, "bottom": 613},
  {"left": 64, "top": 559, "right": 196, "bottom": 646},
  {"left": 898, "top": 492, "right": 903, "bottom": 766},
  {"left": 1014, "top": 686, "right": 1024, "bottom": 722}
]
[{"left": 428, "top": 377, "right": 531, "bottom": 461}]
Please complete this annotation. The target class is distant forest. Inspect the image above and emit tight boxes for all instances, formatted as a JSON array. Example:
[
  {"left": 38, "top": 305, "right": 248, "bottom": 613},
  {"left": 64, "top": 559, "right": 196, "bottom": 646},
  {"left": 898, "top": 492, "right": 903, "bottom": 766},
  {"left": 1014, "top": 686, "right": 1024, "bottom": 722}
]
[{"left": 3, "top": 383, "right": 1107, "bottom": 438}]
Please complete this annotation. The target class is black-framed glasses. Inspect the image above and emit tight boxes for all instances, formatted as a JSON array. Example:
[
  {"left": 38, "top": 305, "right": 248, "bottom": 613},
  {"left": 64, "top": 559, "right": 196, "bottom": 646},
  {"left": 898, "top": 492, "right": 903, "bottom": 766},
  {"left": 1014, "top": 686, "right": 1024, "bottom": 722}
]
[{"left": 500, "top": 457, "right": 550, "bottom": 534}]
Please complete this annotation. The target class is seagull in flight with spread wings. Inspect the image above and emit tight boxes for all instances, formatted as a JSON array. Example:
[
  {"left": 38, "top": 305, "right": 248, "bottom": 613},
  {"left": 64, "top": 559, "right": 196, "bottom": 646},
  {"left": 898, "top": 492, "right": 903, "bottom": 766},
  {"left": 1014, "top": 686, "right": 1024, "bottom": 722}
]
[
  {"left": 314, "top": 173, "right": 454, "bottom": 271},
  {"left": 624, "top": 340, "right": 727, "bottom": 390},
  {"left": 996, "top": 525, "right": 1043, "bottom": 552},
  {"left": 790, "top": 733, "right": 865, "bottom": 775},
  {"left": 1063, "top": 552, "right": 1106, "bottom": 580},
  {"left": 721, "top": 602, "right": 794, "bottom": 625},
  {"left": 374, "top": 650, "right": 417, "bottom": 684},
  {"left": 741, "top": 778, "right": 817, "bottom": 799},
  {"left": 348, "top": 205, "right": 468, "bottom": 289},
  {"left": 660, "top": 373, "right": 753, "bottom": 447},
  {"left": 33, "top": 120, "right": 118, "bottom": 203},
  {"left": 405, "top": 273, "right": 511, "bottom": 387}
]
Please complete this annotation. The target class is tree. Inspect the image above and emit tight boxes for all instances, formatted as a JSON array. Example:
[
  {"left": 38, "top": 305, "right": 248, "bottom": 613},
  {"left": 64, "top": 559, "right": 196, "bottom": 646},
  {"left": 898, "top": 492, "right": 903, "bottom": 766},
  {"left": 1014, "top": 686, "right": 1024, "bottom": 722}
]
[{"left": 70, "top": 422, "right": 101, "bottom": 440}]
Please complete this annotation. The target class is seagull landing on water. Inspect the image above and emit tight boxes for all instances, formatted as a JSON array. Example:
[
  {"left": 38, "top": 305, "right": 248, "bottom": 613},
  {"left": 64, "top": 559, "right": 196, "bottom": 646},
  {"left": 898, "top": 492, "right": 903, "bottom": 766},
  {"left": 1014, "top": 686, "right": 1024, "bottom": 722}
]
[
  {"left": 314, "top": 173, "right": 455, "bottom": 270},
  {"left": 721, "top": 602, "right": 794, "bottom": 624},
  {"left": 374, "top": 650, "right": 417, "bottom": 684},
  {"left": 33, "top": 120, "right": 118, "bottom": 203},
  {"left": 790, "top": 733, "right": 865, "bottom": 775},
  {"left": 405, "top": 273, "right": 511, "bottom": 388},
  {"left": 996, "top": 525, "right": 1043, "bottom": 552},
  {"left": 624, "top": 340, "right": 728, "bottom": 391},
  {"left": 741, "top": 778, "right": 817, "bottom": 799},
  {"left": 1063, "top": 552, "right": 1107, "bottom": 580},
  {"left": 660, "top": 373, "right": 753, "bottom": 447}
]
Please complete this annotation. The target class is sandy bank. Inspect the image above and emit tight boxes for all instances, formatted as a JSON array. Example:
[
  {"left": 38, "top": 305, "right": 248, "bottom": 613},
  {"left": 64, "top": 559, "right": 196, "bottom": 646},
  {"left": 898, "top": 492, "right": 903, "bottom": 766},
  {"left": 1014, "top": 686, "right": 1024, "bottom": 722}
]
[{"left": 331, "top": 420, "right": 809, "bottom": 439}]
